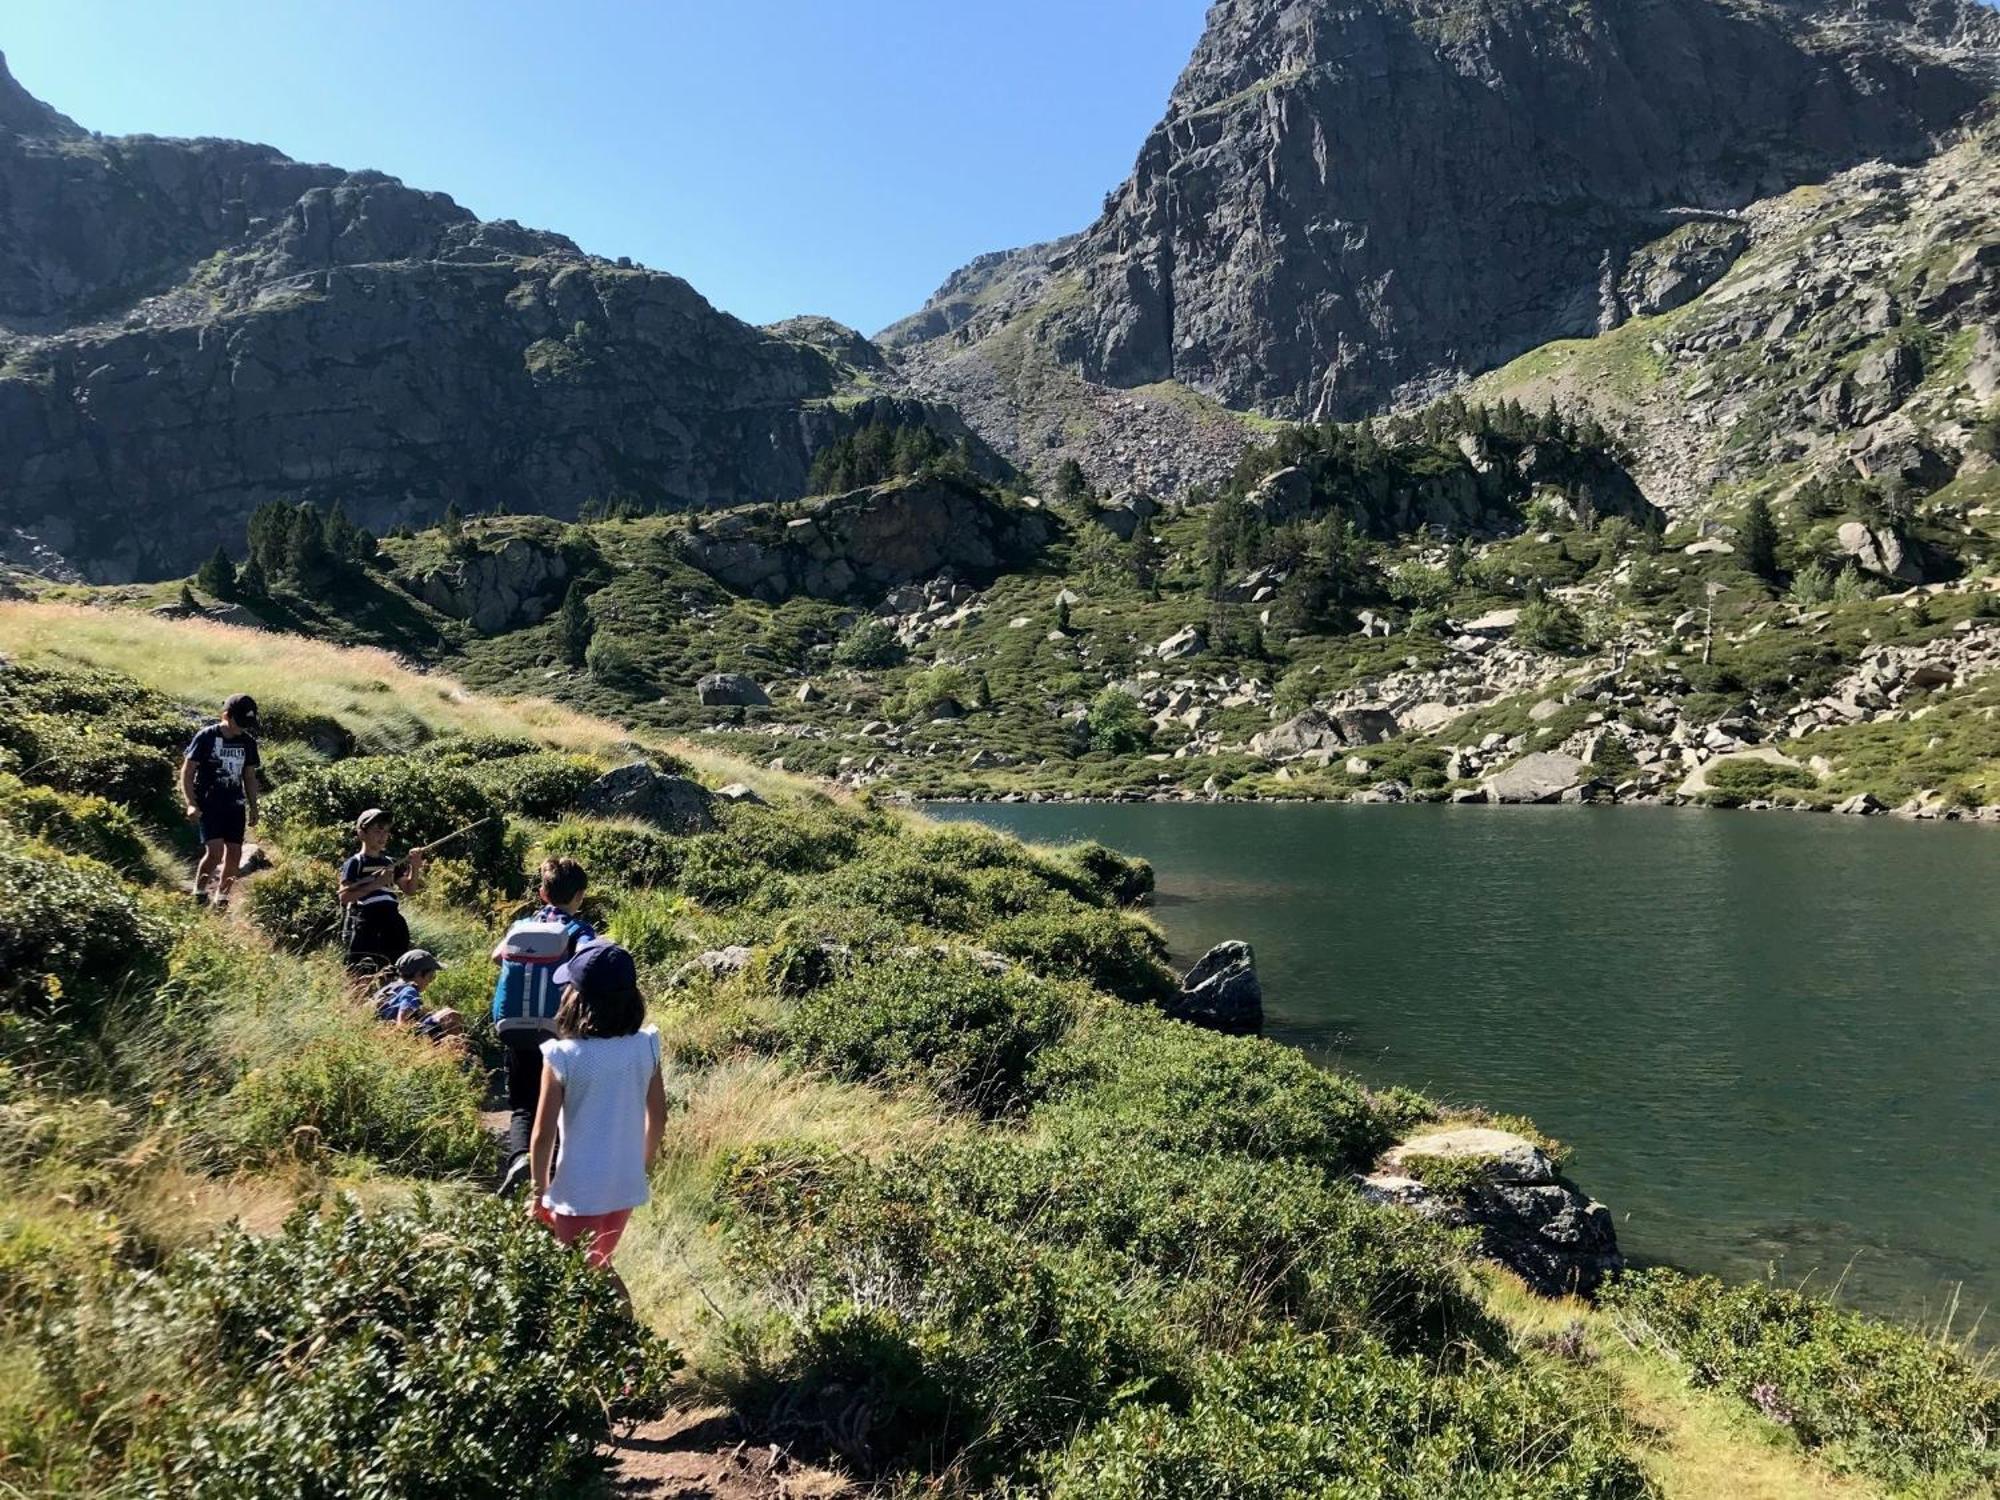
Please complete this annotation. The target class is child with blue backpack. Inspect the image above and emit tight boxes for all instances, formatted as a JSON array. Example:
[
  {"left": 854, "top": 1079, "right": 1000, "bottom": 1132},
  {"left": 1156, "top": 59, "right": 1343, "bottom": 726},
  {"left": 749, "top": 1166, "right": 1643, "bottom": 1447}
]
[{"left": 491, "top": 857, "right": 596, "bottom": 1197}]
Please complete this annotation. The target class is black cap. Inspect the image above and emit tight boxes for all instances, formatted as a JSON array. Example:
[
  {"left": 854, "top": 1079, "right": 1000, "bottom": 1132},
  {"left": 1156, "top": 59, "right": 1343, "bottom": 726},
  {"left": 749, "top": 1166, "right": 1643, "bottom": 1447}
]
[
  {"left": 554, "top": 940, "right": 638, "bottom": 997},
  {"left": 223, "top": 693, "right": 260, "bottom": 730}
]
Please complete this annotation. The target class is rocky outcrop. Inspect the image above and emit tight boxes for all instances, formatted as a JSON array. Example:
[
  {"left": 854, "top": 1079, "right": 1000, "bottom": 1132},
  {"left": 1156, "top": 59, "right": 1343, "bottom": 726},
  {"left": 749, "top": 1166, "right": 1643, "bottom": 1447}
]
[
  {"left": 413, "top": 536, "right": 569, "bottom": 634},
  {"left": 0, "top": 54, "right": 970, "bottom": 581},
  {"left": 888, "top": 0, "right": 2000, "bottom": 476},
  {"left": 1482, "top": 751, "right": 1587, "bottom": 805},
  {"left": 1361, "top": 1128, "right": 1623, "bottom": 1297},
  {"left": 696, "top": 673, "right": 771, "bottom": 709},
  {"left": 1166, "top": 940, "right": 1262, "bottom": 1034},
  {"left": 574, "top": 763, "right": 716, "bottom": 834},
  {"left": 679, "top": 476, "right": 1052, "bottom": 603}
]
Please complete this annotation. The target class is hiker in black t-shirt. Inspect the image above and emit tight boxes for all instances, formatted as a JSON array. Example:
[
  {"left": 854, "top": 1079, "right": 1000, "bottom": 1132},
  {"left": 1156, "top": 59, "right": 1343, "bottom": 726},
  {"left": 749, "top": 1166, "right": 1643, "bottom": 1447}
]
[
  {"left": 179, "top": 694, "right": 262, "bottom": 908},
  {"left": 339, "top": 807, "right": 427, "bottom": 979}
]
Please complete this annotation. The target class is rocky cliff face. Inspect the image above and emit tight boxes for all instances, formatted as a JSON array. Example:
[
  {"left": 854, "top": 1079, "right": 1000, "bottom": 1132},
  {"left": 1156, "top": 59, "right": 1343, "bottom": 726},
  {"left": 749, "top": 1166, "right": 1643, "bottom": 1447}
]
[
  {"left": 0, "top": 54, "right": 963, "bottom": 581},
  {"left": 891, "top": 0, "right": 2000, "bottom": 483}
]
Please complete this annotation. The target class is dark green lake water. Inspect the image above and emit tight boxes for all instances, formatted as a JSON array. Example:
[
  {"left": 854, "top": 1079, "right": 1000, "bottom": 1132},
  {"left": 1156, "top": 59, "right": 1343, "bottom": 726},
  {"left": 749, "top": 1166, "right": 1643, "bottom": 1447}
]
[{"left": 929, "top": 801, "right": 2000, "bottom": 1331}]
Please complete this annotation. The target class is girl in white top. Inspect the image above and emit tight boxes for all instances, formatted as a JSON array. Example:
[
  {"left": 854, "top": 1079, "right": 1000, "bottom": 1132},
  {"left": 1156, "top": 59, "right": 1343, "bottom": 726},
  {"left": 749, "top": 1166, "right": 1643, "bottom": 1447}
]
[{"left": 528, "top": 940, "right": 666, "bottom": 1282}]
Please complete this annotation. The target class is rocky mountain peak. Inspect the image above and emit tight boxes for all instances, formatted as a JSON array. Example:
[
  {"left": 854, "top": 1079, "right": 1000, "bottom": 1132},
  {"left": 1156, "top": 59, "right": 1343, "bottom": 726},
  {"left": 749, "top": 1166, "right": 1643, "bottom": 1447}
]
[
  {"left": 0, "top": 52, "right": 83, "bottom": 139},
  {"left": 890, "top": 0, "right": 2000, "bottom": 486}
]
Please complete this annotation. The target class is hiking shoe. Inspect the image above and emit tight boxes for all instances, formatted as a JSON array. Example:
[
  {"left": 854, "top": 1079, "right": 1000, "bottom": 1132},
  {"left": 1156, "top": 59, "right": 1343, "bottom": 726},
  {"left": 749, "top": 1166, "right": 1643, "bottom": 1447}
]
[
  {"left": 496, "top": 1152, "right": 532, "bottom": 1200},
  {"left": 192, "top": 888, "right": 211, "bottom": 907}
]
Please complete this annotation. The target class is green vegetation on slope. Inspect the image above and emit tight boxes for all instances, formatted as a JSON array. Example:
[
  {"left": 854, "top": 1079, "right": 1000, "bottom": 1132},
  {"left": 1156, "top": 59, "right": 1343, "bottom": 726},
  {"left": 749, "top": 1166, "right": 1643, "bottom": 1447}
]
[{"left": 1, "top": 603, "right": 1992, "bottom": 1498}]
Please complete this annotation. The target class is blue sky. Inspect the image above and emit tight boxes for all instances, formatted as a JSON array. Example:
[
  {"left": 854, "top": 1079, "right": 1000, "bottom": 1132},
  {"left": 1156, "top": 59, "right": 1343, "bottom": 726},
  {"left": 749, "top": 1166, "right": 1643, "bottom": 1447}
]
[{"left": 6, "top": 1, "right": 1211, "bottom": 333}]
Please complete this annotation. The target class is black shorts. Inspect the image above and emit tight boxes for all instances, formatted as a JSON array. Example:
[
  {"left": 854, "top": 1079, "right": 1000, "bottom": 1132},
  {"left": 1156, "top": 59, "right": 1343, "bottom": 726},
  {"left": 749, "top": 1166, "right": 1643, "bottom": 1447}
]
[
  {"left": 343, "top": 900, "right": 411, "bottom": 975},
  {"left": 197, "top": 802, "right": 247, "bottom": 846}
]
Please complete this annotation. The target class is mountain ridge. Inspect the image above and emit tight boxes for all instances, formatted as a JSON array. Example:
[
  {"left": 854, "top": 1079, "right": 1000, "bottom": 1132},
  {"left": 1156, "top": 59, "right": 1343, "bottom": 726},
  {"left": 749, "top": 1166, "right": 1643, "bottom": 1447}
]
[
  {"left": 888, "top": 0, "right": 2000, "bottom": 483},
  {"left": 0, "top": 52, "right": 973, "bottom": 581}
]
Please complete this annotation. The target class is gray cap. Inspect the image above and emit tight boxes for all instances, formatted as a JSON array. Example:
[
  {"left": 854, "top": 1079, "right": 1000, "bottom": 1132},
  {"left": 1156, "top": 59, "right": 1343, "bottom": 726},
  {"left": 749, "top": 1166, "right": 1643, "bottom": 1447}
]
[{"left": 394, "top": 949, "right": 442, "bottom": 979}]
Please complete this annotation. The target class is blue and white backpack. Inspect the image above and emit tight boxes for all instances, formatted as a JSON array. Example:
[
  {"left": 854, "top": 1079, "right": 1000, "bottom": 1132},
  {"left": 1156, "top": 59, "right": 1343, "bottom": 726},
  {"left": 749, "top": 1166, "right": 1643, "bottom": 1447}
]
[{"left": 491, "top": 913, "right": 588, "bottom": 1036}]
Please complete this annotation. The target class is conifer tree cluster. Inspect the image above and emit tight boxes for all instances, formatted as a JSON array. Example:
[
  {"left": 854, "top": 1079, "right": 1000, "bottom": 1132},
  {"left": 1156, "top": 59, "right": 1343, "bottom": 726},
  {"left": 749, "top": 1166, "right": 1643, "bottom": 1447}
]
[
  {"left": 239, "top": 501, "right": 375, "bottom": 596},
  {"left": 809, "top": 422, "right": 972, "bottom": 493}
]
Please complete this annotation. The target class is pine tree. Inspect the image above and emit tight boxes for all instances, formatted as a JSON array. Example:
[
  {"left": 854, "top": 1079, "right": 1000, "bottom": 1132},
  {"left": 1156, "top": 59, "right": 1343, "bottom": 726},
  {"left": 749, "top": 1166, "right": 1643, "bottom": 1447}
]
[
  {"left": 286, "top": 505, "right": 335, "bottom": 591},
  {"left": 443, "top": 501, "right": 465, "bottom": 539},
  {"left": 325, "top": 501, "right": 362, "bottom": 562},
  {"left": 556, "top": 580, "right": 594, "bottom": 667},
  {"left": 246, "top": 500, "right": 293, "bottom": 578},
  {"left": 1054, "top": 458, "right": 1088, "bottom": 505},
  {"left": 179, "top": 581, "right": 199, "bottom": 613},
  {"left": 196, "top": 546, "right": 236, "bottom": 598},
  {"left": 1055, "top": 596, "right": 1072, "bottom": 634},
  {"left": 972, "top": 670, "right": 992, "bottom": 710},
  {"left": 237, "top": 554, "right": 269, "bottom": 599},
  {"left": 1740, "top": 492, "right": 1780, "bottom": 583}
]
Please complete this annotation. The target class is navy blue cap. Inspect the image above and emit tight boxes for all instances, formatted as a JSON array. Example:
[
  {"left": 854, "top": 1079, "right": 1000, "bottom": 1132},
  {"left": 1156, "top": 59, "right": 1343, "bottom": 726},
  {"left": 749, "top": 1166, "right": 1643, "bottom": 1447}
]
[{"left": 554, "top": 940, "right": 637, "bottom": 995}]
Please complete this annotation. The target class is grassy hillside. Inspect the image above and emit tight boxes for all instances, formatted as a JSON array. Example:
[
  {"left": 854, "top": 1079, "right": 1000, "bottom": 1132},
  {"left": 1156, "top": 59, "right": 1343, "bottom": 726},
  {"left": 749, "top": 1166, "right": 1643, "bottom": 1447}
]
[{"left": 0, "top": 602, "right": 1991, "bottom": 1498}]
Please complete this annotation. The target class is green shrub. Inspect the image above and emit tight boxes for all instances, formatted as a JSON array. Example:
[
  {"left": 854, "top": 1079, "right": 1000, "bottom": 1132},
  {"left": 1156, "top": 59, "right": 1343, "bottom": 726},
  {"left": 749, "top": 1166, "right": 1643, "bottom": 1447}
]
[
  {"left": 1031, "top": 1004, "right": 1396, "bottom": 1175},
  {"left": 783, "top": 951, "right": 1080, "bottom": 1114},
  {"left": 1604, "top": 1268, "right": 1999, "bottom": 1490},
  {"left": 982, "top": 906, "right": 1174, "bottom": 1003},
  {"left": 0, "top": 847, "right": 174, "bottom": 1045},
  {"left": 30, "top": 1195, "right": 674, "bottom": 1497},
  {"left": 1515, "top": 596, "right": 1588, "bottom": 653},
  {"left": 0, "top": 661, "right": 188, "bottom": 811},
  {"left": 1042, "top": 1334, "right": 1646, "bottom": 1499},
  {"left": 0, "top": 774, "right": 151, "bottom": 874},
  {"left": 1065, "top": 841, "right": 1156, "bottom": 906},
  {"left": 722, "top": 1136, "right": 1498, "bottom": 1483},
  {"left": 263, "top": 756, "right": 510, "bottom": 887},
  {"left": 1087, "top": 688, "right": 1151, "bottom": 754},
  {"left": 541, "top": 819, "right": 685, "bottom": 892},
  {"left": 228, "top": 1026, "right": 488, "bottom": 1175},
  {"left": 814, "top": 853, "right": 977, "bottom": 931},
  {"left": 467, "top": 752, "right": 602, "bottom": 820},
  {"left": 757, "top": 904, "right": 906, "bottom": 996},
  {"left": 723, "top": 1142, "right": 1193, "bottom": 1476},
  {"left": 1699, "top": 757, "right": 1816, "bottom": 807},
  {"left": 833, "top": 617, "right": 905, "bottom": 669},
  {"left": 243, "top": 860, "right": 342, "bottom": 953}
]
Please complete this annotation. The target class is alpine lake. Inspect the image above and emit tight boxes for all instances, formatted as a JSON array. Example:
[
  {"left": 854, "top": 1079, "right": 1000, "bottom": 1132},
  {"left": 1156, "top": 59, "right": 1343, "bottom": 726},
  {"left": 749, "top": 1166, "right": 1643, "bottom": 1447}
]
[{"left": 927, "top": 800, "right": 2000, "bottom": 1334}]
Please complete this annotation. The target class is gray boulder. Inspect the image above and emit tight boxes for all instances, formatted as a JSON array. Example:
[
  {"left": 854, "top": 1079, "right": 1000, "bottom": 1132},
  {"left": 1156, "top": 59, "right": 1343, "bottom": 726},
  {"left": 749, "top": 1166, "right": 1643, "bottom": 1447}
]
[
  {"left": 1482, "top": 750, "right": 1586, "bottom": 804},
  {"left": 1333, "top": 705, "right": 1399, "bottom": 745},
  {"left": 697, "top": 672, "right": 771, "bottom": 707},
  {"left": 1835, "top": 521, "right": 1924, "bottom": 585},
  {"left": 415, "top": 536, "right": 569, "bottom": 634},
  {"left": 1156, "top": 624, "right": 1208, "bottom": 662},
  {"left": 1360, "top": 1128, "right": 1623, "bottom": 1296},
  {"left": 1167, "top": 940, "right": 1262, "bottom": 1035},
  {"left": 1250, "top": 708, "right": 1346, "bottom": 759},
  {"left": 1247, "top": 465, "right": 1314, "bottom": 526},
  {"left": 713, "top": 782, "right": 766, "bottom": 805},
  {"left": 667, "top": 945, "right": 755, "bottom": 987},
  {"left": 575, "top": 762, "right": 716, "bottom": 833}
]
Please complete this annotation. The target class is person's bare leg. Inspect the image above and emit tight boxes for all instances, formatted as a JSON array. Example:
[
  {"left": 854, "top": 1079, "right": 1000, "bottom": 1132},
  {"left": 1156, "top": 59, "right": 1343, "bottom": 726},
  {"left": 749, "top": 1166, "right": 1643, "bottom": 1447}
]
[
  {"left": 215, "top": 842, "right": 243, "bottom": 902},
  {"left": 194, "top": 839, "right": 223, "bottom": 898}
]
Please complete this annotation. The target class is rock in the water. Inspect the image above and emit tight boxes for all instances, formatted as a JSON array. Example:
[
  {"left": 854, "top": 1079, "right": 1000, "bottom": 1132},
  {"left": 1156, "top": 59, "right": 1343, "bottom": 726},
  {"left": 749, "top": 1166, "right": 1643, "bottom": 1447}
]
[
  {"left": 1481, "top": 750, "right": 1586, "bottom": 804},
  {"left": 1167, "top": 940, "right": 1262, "bottom": 1034},
  {"left": 1361, "top": 1127, "right": 1623, "bottom": 1296},
  {"left": 575, "top": 762, "right": 716, "bottom": 833},
  {"left": 696, "top": 672, "right": 771, "bottom": 708}
]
